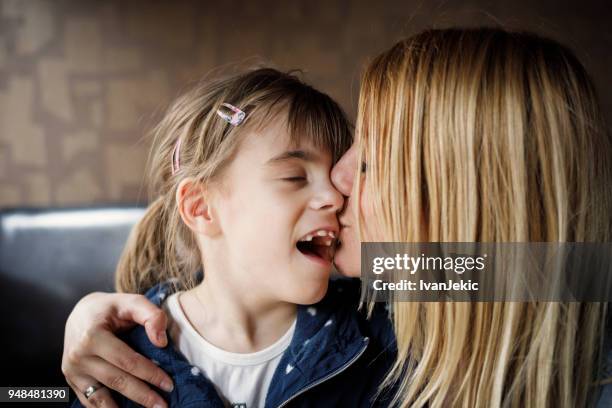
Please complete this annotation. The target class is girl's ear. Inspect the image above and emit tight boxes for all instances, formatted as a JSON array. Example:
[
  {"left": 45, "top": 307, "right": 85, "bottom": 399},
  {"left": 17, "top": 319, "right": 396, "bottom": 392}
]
[{"left": 175, "top": 178, "right": 221, "bottom": 237}]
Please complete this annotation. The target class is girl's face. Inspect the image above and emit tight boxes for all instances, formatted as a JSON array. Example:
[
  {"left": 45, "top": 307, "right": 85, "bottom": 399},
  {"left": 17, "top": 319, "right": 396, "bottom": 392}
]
[{"left": 213, "top": 113, "right": 343, "bottom": 305}]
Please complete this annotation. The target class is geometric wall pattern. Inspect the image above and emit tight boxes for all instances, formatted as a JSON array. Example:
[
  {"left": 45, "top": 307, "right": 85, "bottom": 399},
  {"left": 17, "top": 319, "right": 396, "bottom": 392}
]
[{"left": 0, "top": 0, "right": 609, "bottom": 206}]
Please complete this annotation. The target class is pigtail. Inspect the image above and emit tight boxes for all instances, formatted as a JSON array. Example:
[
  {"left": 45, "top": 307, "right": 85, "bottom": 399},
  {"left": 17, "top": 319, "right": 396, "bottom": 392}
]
[
  {"left": 115, "top": 96, "right": 204, "bottom": 294},
  {"left": 116, "top": 196, "right": 167, "bottom": 293},
  {"left": 115, "top": 190, "right": 203, "bottom": 293}
]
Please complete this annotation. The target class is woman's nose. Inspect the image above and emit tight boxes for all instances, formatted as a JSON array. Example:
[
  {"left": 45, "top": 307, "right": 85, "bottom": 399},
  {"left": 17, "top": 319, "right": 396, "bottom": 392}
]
[{"left": 331, "top": 146, "right": 356, "bottom": 196}]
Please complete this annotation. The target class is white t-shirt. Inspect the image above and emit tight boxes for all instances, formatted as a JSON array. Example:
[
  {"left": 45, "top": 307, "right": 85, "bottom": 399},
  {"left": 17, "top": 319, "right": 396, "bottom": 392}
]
[{"left": 163, "top": 292, "right": 296, "bottom": 408}]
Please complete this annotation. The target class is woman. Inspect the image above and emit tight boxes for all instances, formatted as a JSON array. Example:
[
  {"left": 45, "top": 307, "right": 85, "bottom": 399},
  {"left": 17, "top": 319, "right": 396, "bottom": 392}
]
[{"left": 62, "top": 28, "right": 612, "bottom": 407}]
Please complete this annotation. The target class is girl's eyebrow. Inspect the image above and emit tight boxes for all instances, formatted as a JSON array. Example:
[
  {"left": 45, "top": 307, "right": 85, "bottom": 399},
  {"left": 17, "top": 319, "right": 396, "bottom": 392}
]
[{"left": 266, "top": 149, "right": 317, "bottom": 165}]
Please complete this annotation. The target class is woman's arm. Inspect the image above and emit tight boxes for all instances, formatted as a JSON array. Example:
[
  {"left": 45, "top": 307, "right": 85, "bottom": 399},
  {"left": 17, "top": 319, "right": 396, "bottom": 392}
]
[{"left": 62, "top": 292, "right": 174, "bottom": 408}]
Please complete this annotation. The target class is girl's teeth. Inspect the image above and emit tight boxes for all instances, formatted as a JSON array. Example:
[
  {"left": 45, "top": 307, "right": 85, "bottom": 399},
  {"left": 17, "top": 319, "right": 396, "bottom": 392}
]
[
  {"left": 324, "top": 238, "right": 333, "bottom": 246},
  {"left": 300, "top": 230, "right": 336, "bottom": 241}
]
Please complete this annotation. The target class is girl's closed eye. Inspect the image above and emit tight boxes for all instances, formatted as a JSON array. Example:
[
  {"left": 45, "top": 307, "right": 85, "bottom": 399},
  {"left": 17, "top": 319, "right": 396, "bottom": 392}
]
[
  {"left": 278, "top": 165, "right": 308, "bottom": 183},
  {"left": 282, "top": 175, "right": 307, "bottom": 183}
]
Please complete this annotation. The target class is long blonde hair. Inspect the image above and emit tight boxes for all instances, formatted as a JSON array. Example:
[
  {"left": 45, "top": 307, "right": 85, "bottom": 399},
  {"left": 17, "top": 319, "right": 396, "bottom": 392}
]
[
  {"left": 357, "top": 28, "right": 612, "bottom": 407},
  {"left": 116, "top": 68, "right": 352, "bottom": 293}
]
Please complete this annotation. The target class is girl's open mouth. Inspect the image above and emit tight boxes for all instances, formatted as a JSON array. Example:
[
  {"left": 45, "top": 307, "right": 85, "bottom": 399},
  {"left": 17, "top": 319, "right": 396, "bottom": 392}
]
[{"left": 296, "top": 229, "right": 336, "bottom": 264}]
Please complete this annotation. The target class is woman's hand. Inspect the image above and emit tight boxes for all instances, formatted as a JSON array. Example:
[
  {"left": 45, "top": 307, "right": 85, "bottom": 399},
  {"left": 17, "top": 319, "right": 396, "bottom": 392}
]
[{"left": 62, "top": 292, "right": 174, "bottom": 408}]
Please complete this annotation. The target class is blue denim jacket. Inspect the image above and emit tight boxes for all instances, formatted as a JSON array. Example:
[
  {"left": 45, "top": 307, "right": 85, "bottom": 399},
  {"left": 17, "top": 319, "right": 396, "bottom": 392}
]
[{"left": 73, "top": 277, "right": 396, "bottom": 408}]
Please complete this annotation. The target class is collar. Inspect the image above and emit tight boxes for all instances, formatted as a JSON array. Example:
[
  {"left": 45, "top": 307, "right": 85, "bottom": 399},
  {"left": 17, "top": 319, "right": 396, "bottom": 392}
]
[{"left": 263, "top": 278, "right": 370, "bottom": 407}]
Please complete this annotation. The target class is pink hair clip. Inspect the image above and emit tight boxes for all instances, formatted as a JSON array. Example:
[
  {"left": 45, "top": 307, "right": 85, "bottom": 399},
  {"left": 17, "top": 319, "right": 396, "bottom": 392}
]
[
  {"left": 171, "top": 137, "right": 182, "bottom": 175},
  {"left": 171, "top": 103, "right": 245, "bottom": 174},
  {"left": 216, "top": 103, "right": 246, "bottom": 126}
]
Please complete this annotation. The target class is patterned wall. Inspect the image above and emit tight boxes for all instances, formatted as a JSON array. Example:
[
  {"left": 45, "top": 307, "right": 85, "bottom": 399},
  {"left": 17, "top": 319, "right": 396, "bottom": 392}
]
[{"left": 0, "top": 0, "right": 609, "bottom": 207}]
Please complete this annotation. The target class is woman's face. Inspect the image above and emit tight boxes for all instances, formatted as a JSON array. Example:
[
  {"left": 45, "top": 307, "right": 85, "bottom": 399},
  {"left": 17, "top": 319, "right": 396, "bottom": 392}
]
[{"left": 330, "top": 143, "right": 365, "bottom": 277}]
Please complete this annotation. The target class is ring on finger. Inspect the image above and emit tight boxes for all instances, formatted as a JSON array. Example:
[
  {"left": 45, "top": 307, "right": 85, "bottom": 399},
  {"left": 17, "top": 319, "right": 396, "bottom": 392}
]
[{"left": 84, "top": 383, "right": 103, "bottom": 399}]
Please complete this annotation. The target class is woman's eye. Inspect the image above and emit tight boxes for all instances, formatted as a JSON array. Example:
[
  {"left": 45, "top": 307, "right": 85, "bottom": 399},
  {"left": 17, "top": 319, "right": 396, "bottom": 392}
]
[{"left": 361, "top": 162, "right": 367, "bottom": 173}]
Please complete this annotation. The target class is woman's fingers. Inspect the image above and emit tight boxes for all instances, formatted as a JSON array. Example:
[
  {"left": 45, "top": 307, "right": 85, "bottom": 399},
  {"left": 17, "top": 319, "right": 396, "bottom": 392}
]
[
  {"left": 93, "top": 330, "right": 174, "bottom": 392},
  {"left": 67, "top": 375, "right": 118, "bottom": 408},
  {"left": 114, "top": 294, "right": 169, "bottom": 347},
  {"left": 79, "top": 356, "right": 168, "bottom": 408},
  {"left": 62, "top": 292, "right": 174, "bottom": 407}
]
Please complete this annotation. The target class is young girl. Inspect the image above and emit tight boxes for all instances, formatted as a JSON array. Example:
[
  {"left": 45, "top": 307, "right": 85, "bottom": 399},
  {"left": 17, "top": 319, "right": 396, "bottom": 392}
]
[{"left": 72, "top": 68, "right": 394, "bottom": 408}]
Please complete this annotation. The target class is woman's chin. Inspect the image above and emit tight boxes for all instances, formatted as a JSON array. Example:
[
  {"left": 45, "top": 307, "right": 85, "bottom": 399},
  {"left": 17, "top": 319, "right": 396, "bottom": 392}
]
[{"left": 333, "top": 246, "right": 361, "bottom": 278}]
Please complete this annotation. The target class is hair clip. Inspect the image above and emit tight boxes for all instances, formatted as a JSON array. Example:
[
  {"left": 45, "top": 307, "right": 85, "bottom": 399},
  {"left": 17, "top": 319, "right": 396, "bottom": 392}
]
[
  {"left": 171, "top": 137, "right": 182, "bottom": 175},
  {"left": 216, "top": 103, "right": 246, "bottom": 126}
]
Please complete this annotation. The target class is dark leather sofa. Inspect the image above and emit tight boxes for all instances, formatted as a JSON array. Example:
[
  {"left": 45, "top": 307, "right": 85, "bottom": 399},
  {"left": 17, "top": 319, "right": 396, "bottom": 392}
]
[{"left": 0, "top": 206, "right": 145, "bottom": 391}]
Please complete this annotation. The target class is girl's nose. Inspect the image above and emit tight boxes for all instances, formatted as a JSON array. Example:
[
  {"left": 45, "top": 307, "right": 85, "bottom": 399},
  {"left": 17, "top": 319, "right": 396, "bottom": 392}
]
[{"left": 311, "top": 184, "right": 344, "bottom": 213}]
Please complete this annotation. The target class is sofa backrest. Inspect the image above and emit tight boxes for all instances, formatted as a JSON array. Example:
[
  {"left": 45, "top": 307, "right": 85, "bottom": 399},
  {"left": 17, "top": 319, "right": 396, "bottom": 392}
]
[{"left": 0, "top": 206, "right": 145, "bottom": 386}]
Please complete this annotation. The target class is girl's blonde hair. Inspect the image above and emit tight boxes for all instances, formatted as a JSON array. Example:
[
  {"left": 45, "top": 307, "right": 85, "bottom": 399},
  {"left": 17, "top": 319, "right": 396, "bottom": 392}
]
[
  {"left": 357, "top": 28, "right": 612, "bottom": 407},
  {"left": 116, "top": 68, "right": 352, "bottom": 294}
]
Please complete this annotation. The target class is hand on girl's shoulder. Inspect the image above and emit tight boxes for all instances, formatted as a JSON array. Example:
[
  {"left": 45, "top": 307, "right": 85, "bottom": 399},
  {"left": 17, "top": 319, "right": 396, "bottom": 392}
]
[{"left": 105, "top": 282, "right": 225, "bottom": 407}]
